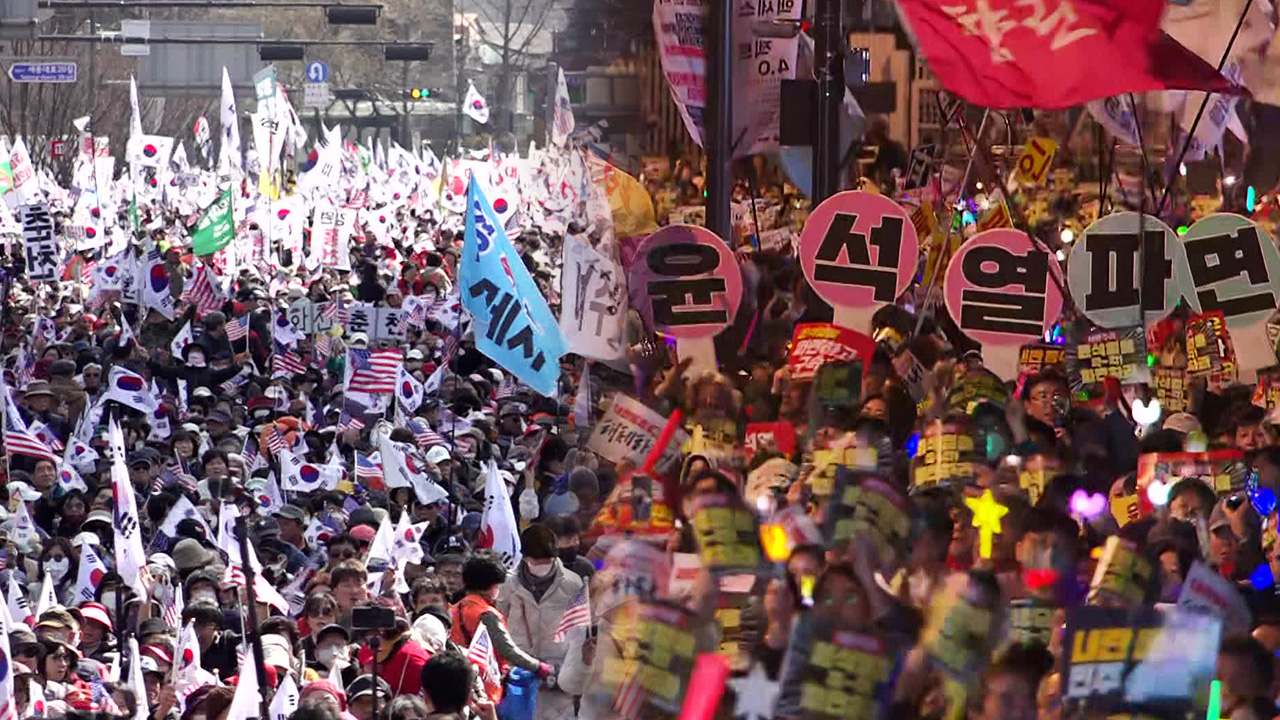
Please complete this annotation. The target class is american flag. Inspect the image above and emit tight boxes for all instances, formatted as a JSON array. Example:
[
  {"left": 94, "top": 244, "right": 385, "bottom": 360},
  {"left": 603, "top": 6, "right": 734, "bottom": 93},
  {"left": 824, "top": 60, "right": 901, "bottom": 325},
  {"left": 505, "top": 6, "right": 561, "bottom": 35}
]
[
  {"left": 442, "top": 333, "right": 459, "bottom": 364},
  {"left": 408, "top": 420, "right": 444, "bottom": 449},
  {"left": 224, "top": 563, "right": 246, "bottom": 588},
  {"left": 467, "top": 624, "right": 502, "bottom": 691},
  {"left": 80, "top": 260, "right": 96, "bottom": 287},
  {"left": 346, "top": 348, "right": 402, "bottom": 394},
  {"left": 181, "top": 263, "right": 226, "bottom": 315},
  {"left": 242, "top": 433, "right": 260, "bottom": 469},
  {"left": 272, "top": 352, "right": 307, "bottom": 377},
  {"left": 552, "top": 586, "right": 590, "bottom": 642},
  {"left": 494, "top": 375, "right": 518, "bottom": 400},
  {"left": 345, "top": 189, "right": 369, "bottom": 209},
  {"left": 90, "top": 674, "right": 122, "bottom": 715},
  {"left": 267, "top": 427, "right": 287, "bottom": 454},
  {"left": 338, "top": 412, "right": 365, "bottom": 432},
  {"left": 314, "top": 334, "right": 333, "bottom": 362},
  {"left": 4, "top": 407, "right": 58, "bottom": 463},
  {"left": 225, "top": 315, "right": 250, "bottom": 342},
  {"left": 163, "top": 584, "right": 185, "bottom": 629},
  {"left": 322, "top": 300, "right": 348, "bottom": 325},
  {"left": 611, "top": 660, "right": 645, "bottom": 720},
  {"left": 355, "top": 452, "right": 383, "bottom": 483}
]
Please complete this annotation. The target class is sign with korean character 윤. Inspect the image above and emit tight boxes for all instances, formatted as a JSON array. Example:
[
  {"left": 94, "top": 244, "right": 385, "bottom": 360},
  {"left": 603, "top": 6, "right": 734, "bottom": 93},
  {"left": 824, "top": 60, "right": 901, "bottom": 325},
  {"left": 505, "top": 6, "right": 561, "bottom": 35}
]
[
  {"left": 944, "top": 228, "right": 1065, "bottom": 379},
  {"left": 800, "top": 191, "right": 920, "bottom": 331},
  {"left": 21, "top": 202, "right": 59, "bottom": 282},
  {"left": 629, "top": 224, "right": 743, "bottom": 371},
  {"left": 1067, "top": 213, "right": 1190, "bottom": 329}
]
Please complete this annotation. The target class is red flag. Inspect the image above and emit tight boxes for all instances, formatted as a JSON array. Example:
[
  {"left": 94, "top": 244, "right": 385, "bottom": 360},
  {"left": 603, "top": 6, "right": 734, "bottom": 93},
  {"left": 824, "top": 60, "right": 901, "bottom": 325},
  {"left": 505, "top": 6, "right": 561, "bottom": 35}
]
[{"left": 896, "top": 0, "right": 1241, "bottom": 109}]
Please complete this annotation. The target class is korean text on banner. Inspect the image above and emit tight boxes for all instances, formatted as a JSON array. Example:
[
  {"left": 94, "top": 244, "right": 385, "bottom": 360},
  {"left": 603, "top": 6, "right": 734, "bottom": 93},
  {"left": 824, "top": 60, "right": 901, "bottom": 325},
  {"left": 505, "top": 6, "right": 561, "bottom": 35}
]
[
  {"left": 586, "top": 394, "right": 690, "bottom": 476},
  {"left": 787, "top": 323, "right": 877, "bottom": 381}
]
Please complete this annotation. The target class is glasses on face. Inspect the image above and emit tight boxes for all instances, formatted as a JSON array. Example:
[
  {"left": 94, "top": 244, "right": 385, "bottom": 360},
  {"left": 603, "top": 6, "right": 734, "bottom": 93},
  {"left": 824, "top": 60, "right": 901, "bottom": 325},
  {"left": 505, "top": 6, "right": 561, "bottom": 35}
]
[{"left": 84, "top": 372, "right": 100, "bottom": 378}]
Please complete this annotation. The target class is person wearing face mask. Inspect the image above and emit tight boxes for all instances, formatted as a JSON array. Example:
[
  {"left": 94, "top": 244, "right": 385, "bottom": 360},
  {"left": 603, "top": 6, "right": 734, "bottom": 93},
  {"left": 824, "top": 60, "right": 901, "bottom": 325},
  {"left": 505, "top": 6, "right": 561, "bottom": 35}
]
[
  {"left": 497, "top": 524, "right": 586, "bottom": 720},
  {"left": 543, "top": 515, "right": 594, "bottom": 581},
  {"left": 38, "top": 538, "right": 77, "bottom": 605},
  {"left": 309, "top": 623, "right": 358, "bottom": 688}
]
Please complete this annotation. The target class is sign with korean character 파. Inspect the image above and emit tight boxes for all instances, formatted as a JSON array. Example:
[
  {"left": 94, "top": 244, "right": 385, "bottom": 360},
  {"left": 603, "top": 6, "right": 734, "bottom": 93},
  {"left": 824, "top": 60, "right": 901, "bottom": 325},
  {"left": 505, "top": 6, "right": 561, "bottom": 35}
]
[
  {"left": 629, "top": 224, "right": 743, "bottom": 370},
  {"left": 21, "top": 202, "right": 59, "bottom": 282},
  {"left": 800, "top": 191, "right": 920, "bottom": 330},
  {"left": 944, "top": 229, "right": 1065, "bottom": 379},
  {"left": 1067, "top": 213, "right": 1190, "bottom": 329}
]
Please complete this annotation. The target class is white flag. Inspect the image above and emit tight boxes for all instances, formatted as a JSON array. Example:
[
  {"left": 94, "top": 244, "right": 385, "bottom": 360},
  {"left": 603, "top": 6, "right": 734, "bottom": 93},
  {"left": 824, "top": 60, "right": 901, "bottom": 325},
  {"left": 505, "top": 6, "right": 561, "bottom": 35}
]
[
  {"left": 225, "top": 638, "right": 259, "bottom": 720},
  {"left": 573, "top": 363, "right": 592, "bottom": 427},
  {"left": 463, "top": 82, "right": 490, "bottom": 125},
  {"left": 367, "top": 514, "right": 396, "bottom": 568},
  {"left": 9, "top": 501, "right": 35, "bottom": 554},
  {"left": 110, "top": 417, "right": 149, "bottom": 598},
  {"left": 34, "top": 573, "right": 56, "bottom": 618},
  {"left": 396, "top": 365, "right": 424, "bottom": 412},
  {"left": 104, "top": 365, "right": 159, "bottom": 414},
  {"left": 6, "top": 574, "right": 32, "bottom": 627},
  {"left": 218, "top": 66, "right": 243, "bottom": 178},
  {"left": 129, "top": 75, "right": 144, "bottom": 138},
  {"left": 423, "top": 362, "right": 445, "bottom": 397},
  {"left": 159, "top": 495, "right": 215, "bottom": 540},
  {"left": 393, "top": 511, "right": 425, "bottom": 567},
  {"left": 126, "top": 134, "right": 175, "bottom": 169},
  {"left": 128, "top": 637, "right": 150, "bottom": 720},
  {"left": 479, "top": 460, "right": 521, "bottom": 569},
  {"left": 269, "top": 675, "right": 299, "bottom": 720},
  {"left": 378, "top": 432, "right": 448, "bottom": 505},
  {"left": 550, "top": 67, "right": 576, "bottom": 146},
  {"left": 74, "top": 544, "right": 109, "bottom": 605},
  {"left": 174, "top": 621, "right": 217, "bottom": 712}
]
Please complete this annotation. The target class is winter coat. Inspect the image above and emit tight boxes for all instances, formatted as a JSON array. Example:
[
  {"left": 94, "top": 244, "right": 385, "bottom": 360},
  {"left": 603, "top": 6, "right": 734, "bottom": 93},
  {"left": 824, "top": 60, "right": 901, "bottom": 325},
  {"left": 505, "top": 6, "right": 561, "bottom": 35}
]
[{"left": 498, "top": 562, "right": 587, "bottom": 720}]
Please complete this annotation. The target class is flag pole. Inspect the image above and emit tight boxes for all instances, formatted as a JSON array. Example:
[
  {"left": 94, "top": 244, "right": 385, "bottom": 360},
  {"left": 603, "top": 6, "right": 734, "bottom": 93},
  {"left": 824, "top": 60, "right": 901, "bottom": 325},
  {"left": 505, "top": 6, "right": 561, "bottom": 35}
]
[
  {"left": 1156, "top": 0, "right": 1254, "bottom": 216},
  {"left": 234, "top": 513, "right": 270, "bottom": 718}
]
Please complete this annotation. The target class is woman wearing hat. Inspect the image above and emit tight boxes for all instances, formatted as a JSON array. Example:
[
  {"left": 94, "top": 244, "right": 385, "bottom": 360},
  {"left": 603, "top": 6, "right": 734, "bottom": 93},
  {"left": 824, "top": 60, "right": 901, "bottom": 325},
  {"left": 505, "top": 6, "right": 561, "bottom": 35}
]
[{"left": 37, "top": 636, "right": 83, "bottom": 701}]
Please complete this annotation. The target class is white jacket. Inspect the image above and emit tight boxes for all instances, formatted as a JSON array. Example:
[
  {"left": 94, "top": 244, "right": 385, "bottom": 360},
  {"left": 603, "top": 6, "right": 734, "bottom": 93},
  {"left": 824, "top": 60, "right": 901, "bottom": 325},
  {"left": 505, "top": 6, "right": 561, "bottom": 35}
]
[{"left": 499, "top": 561, "right": 589, "bottom": 720}]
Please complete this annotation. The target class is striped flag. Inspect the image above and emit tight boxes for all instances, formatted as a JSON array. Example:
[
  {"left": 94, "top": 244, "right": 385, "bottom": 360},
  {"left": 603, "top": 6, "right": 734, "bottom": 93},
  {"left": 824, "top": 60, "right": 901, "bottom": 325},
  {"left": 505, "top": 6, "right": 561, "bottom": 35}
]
[
  {"left": 467, "top": 623, "right": 502, "bottom": 701},
  {"left": 338, "top": 413, "right": 366, "bottom": 432},
  {"left": 314, "top": 333, "right": 333, "bottom": 362},
  {"left": 271, "top": 352, "right": 307, "bottom": 377},
  {"left": 552, "top": 586, "right": 590, "bottom": 642},
  {"left": 407, "top": 419, "right": 444, "bottom": 449},
  {"left": 611, "top": 660, "right": 645, "bottom": 720},
  {"left": 2, "top": 386, "right": 57, "bottom": 463},
  {"left": 266, "top": 427, "right": 287, "bottom": 455},
  {"left": 345, "top": 189, "right": 369, "bottom": 210},
  {"left": 225, "top": 315, "right": 250, "bottom": 341},
  {"left": 180, "top": 263, "right": 226, "bottom": 315},
  {"left": 355, "top": 452, "right": 383, "bottom": 484},
  {"left": 163, "top": 584, "right": 185, "bottom": 629},
  {"left": 90, "top": 674, "right": 122, "bottom": 715},
  {"left": 80, "top": 260, "right": 96, "bottom": 287},
  {"left": 346, "top": 348, "right": 402, "bottom": 394}
]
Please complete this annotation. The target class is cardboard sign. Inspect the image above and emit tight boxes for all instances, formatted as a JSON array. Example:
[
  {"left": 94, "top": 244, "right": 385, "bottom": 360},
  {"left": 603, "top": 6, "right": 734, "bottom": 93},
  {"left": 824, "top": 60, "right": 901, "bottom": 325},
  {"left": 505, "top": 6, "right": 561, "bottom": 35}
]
[
  {"left": 1153, "top": 367, "right": 1188, "bottom": 413},
  {"left": 787, "top": 323, "right": 876, "bottom": 381},
  {"left": 20, "top": 202, "right": 58, "bottom": 282},
  {"left": 688, "top": 491, "right": 763, "bottom": 574},
  {"left": 586, "top": 394, "right": 689, "bottom": 476},
  {"left": 1062, "top": 606, "right": 1219, "bottom": 718},
  {"left": 799, "top": 191, "right": 919, "bottom": 330},
  {"left": 1018, "top": 342, "right": 1067, "bottom": 377},
  {"left": 1067, "top": 213, "right": 1189, "bottom": 328},
  {"left": 824, "top": 468, "right": 910, "bottom": 562},
  {"left": 1254, "top": 366, "right": 1280, "bottom": 409},
  {"left": 944, "top": 229, "right": 1065, "bottom": 378},
  {"left": 599, "top": 600, "right": 700, "bottom": 714},
  {"left": 1007, "top": 598, "right": 1058, "bottom": 647},
  {"left": 341, "top": 303, "right": 405, "bottom": 342},
  {"left": 1013, "top": 136, "right": 1058, "bottom": 186},
  {"left": 1176, "top": 561, "right": 1251, "bottom": 635},
  {"left": 1185, "top": 311, "right": 1237, "bottom": 389},
  {"left": 1067, "top": 327, "right": 1150, "bottom": 387},
  {"left": 1136, "top": 450, "right": 1247, "bottom": 502},
  {"left": 782, "top": 615, "right": 894, "bottom": 720},
  {"left": 1087, "top": 536, "right": 1154, "bottom": 606},
  {"left": 743, "top": 421, "right": 797, "bottom": 456},
  {"left": 946, "top": 370, "right": 1010, "bottom": 413},
  {"left": 808, "top": 445, "right": 878, "bottom": 498},
  {"left": 810, "top": 360, "right": 863, "bottom": 411},
  {"left": 629, "top": 224, "right": 742, "bottom": 370},
  {"left": 911, "top": 424, "right": 977, "bottom": 490},
  {"left": 922, "top": 575, "right": 998, "bottom": 681}
]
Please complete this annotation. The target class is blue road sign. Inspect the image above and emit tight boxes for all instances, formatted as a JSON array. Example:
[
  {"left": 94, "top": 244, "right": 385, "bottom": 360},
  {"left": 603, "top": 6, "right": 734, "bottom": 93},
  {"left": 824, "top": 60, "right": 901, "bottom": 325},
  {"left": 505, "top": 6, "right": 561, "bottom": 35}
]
[
  {"left": 8, "top": 62, "right": 77, "bottom": 83},
  {"left": 305, "top": 60, "right": 328, "bottom": 83}
]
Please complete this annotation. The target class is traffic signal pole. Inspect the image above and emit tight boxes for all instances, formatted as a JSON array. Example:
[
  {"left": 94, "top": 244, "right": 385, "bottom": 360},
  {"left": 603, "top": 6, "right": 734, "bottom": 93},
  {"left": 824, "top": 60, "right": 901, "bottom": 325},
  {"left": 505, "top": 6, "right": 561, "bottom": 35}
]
[
  {"left": 705, "top": 0, "right": 732, "bottom": 241},
  {"left": 811, "top": 0, "right": 843, "bottom": 203}
]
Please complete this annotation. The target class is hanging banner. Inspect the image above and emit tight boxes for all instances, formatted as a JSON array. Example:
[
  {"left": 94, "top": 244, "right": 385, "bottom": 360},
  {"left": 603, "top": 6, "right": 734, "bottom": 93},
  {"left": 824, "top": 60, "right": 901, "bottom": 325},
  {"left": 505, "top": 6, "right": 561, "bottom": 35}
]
[
  {"left": 586, "top": 394, "right": 689, "bottom": 476},
  {"left": 20, "top": 202, "right": 58, "bottom": 282},
  {"left": 560, "top": 235, "right": 627, "bottom": 361},
  {"left": 1180, "top": 213, "right": 1280, "bottom": 380},
  {"left": 629, "top": 224, "right": 743, "bottom": 371},
  {"left": 731, "top": 0, "right": 802, "bottom": 157},
  {"left": 787, "top": 322, "right": 877, "bottom": 381},
  {"left": 1067, "top": 213, "right": 1190, "bottom": 329},
  {"left": 944, "top": 229, "right": 1064, "bottom": 379},
  {"left": 800, "top": 192, "right": 919, "bottom": 332},
  {"left": 652, "top": 0, "right": 708, "bottom": 148}
]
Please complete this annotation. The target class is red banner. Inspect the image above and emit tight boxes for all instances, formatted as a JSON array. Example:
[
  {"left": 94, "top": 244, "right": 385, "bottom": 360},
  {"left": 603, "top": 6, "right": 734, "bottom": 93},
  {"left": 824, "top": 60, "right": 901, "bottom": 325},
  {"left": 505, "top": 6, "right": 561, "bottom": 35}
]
[{"left": 788, "top": 323, "right": 876, "bottom": 382}]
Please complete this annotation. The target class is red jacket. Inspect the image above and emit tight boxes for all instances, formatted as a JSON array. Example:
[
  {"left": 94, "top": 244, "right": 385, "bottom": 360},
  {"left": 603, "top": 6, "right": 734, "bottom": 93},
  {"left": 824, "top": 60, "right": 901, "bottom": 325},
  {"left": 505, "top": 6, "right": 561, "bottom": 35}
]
[{"left": 357, "top": 634, "right": 431, "bottom": 697}]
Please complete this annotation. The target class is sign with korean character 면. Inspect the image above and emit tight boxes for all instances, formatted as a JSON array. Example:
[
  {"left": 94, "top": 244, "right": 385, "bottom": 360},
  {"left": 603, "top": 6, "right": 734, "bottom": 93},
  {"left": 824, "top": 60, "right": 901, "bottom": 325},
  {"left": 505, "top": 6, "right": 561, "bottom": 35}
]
[{"left": 1180, "top": 213, "right": 1280, "bottom": 331}]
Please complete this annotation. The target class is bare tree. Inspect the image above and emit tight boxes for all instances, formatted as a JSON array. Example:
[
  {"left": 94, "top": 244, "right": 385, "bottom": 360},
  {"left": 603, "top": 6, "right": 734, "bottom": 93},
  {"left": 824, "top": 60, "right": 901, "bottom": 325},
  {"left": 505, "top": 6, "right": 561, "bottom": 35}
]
[{"left": 461, "top": 0, "right": 559, "bottom": 131}]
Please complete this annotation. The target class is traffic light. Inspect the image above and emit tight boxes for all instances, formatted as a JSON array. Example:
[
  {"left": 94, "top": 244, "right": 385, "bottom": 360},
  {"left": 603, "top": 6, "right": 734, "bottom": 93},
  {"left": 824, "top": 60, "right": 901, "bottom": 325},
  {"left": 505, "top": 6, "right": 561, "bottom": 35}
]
[{"left": 406, "top": 88, "right": 431, "bottom": 99}]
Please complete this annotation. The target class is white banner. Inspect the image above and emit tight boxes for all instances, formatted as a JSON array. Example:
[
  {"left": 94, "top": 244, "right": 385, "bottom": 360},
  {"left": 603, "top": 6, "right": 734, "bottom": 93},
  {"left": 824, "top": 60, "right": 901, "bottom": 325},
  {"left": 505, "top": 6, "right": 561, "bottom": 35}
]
[
  {"left": 586, "top": 394, "right": 689, "bottom": 475},
  {"left": 559, "top": 235, "right": 626, "bottom": 361},
  {"left": 653, "top": 0, "right": 708, "bottom": 147},
  {"left": 20, "top": 202, "right": 59, "bottom": 282},
  {"left": 732, "top": 0, "right": 801, "bottom": 157}
]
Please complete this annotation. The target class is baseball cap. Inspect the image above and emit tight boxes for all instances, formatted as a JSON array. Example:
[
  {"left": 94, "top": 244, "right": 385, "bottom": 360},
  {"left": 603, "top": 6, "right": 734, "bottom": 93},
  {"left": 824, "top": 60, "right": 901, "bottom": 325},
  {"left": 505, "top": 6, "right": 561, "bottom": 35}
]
[
  {"left": 78, "top": 603, "right": 112, "bottom": 632},
  {"left": 272, "top": 504, "right": 307, "bottom": 523},
  {"left": 425, "top": 446, "right": 451, "bottom": 464}
]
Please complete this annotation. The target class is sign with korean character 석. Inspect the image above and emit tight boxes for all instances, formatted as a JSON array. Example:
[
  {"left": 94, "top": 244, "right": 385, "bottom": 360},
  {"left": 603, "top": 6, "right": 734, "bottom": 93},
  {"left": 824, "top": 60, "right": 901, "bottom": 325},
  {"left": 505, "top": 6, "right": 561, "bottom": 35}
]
[
  {"left": 800, "top": 191, "right": 920, "bottom": 331},
  {"left": 1067, "top": 213, "right": 1190, "bottom": 328},
  {"left": 629, "top": 224, "right": 742, "bottom": 371},
  {"left": 21, "top": 202, "right": 59, "bottom": 282},
  {"left": 1068, "top": 327, "right": 1150, "bottom": 387},
  {"left": 944, "top": 228, "right": 1065, "bottom": 379}
]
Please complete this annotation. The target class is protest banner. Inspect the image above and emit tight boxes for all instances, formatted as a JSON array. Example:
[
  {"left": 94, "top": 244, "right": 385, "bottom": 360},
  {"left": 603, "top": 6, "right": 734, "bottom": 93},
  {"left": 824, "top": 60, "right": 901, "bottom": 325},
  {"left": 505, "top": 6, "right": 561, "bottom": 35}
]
[
  {"left": 1067, "top": 327, "right": 1151, "bottom": 388},
  {"left": 20, "top": 202, "right": 58, "bottom": 282},
  {"left": 1176, "top": 561, "right": 1251, "bottom": 635},
  {"left": 778, "top": 615, "right": 894, "bottom": 720},
  {"left": 799, "top": 192, "right": 920, "bottom": 333},
  {"left": 688, "top": 491, "right": 763, "bottom": 575},
  {"left": 587, "top": 394, "right": 689, "bottom": 476},
  {"left": 1186, "top": 310, "right": 1238, "bottom": 390},
  {"left": 823, "top": 468, "right": 910, "bottom": 563},
  {"left": 599, "top": 600, "right": 701, "bottom": 714},
  {"left": 560, "top": 234, "right": 627, "bottom": 361},
  {"left": 787, "top": 323, "right": 876, "bottom": 382}
]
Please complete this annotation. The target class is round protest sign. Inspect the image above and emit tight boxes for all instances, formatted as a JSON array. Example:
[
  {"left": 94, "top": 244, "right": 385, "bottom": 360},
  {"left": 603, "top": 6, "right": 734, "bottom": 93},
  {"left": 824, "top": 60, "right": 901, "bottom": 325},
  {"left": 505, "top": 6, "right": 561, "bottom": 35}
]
[
  {"left": 1067, "top": 212, "right": 1190, "bottom": 329},
  {"left": 799, "top": 191, "right": 919, "bottom": 330},
  {"left": 944, "top": 229, "right": 1064, "bottom": 380},
  {"left": 630, "top": 225, "right": 742, "bottom": 370}
]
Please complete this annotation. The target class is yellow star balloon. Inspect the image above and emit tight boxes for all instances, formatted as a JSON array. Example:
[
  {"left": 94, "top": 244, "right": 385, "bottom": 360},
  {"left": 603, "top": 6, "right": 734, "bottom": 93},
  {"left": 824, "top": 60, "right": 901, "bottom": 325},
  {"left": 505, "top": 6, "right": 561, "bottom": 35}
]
[{"left": 965, "top": 489, "right": 1009, "bottom": 559}]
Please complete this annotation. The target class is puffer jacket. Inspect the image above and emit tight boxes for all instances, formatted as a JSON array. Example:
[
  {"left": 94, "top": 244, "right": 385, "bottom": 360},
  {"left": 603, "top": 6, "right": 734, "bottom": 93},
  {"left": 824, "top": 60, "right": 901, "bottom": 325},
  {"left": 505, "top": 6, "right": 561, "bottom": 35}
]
[{"left": 498, "top": 562, "right": 587, "bottom": 720}]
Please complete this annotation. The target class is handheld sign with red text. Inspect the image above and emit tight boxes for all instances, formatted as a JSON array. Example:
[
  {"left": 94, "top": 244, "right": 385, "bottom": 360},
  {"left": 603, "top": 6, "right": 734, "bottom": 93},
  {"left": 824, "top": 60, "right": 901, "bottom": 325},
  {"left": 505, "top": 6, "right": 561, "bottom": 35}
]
[{"left": 800, "top": 191, "right": 919, "bottom": 332}]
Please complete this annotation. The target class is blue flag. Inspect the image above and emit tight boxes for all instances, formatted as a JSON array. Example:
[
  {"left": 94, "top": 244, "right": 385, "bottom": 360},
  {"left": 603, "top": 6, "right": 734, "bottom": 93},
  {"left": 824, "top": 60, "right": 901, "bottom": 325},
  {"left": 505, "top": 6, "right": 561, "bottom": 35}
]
[{"left": 461, "top": 181, "right": 566, "bottom": 396}]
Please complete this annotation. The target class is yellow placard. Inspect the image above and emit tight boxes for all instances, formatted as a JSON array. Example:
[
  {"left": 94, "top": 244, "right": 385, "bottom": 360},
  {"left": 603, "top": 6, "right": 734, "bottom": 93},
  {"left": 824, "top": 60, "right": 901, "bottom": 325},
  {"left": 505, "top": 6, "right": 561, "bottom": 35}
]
[{"left": 1014, "top": 136, "right": 1058, "bottom": 186}]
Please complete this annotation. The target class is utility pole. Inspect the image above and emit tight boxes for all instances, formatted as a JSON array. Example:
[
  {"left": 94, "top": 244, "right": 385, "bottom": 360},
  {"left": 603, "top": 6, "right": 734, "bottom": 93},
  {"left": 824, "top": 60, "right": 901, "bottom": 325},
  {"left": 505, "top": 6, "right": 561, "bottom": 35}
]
[
  {"left": 704, "top": 0, "right": 732, "bottom": 241},
  {"left": 811, "top": 0, "right": 843, "bottom": 203}
]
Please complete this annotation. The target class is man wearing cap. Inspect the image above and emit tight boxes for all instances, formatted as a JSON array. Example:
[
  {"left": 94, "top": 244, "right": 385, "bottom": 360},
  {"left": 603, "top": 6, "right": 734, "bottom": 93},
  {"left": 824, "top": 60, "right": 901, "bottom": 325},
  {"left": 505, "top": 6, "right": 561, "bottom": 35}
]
[
  {"left": 346, "top": 674, "right": 393, "bottom": 720},
  {"left": 47, "top": 359, "right": 87, "bottom": 425},
  {"left": 273, "top": 504, "right": 311, "bottom": 554},
  {"left": 20, "top": 380, "right": 69, "bottom": 445}
]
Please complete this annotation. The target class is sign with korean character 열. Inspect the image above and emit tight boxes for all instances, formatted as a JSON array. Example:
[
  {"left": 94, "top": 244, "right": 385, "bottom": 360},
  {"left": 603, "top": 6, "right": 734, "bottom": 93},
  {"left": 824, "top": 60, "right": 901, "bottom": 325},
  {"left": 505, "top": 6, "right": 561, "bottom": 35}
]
[
  {"left": 629, "top": 224, "right": 742, "bottom": 371},
  {"left": 800, "top": 191, "right": 920, "bottom": 331},
  {"left": 944, "top": 228, "right": 1065, "bottom": 379},
  {"left": 21, "top": 202, "right": 59, "bottom": 282},
  {"left": 1067, "top": 212, "right": 1190, "bottom": 329}
]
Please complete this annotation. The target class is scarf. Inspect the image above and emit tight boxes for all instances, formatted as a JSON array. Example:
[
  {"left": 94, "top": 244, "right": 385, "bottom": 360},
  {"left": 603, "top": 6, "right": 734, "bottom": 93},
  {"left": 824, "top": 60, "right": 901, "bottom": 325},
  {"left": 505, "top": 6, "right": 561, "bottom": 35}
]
[{"left": 517, "top": 559, "right": 559, "bottom": 602}]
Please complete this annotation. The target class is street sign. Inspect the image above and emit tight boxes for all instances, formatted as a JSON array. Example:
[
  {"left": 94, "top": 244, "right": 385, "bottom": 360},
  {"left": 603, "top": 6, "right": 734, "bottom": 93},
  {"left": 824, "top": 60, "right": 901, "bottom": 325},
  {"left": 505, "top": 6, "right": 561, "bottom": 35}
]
[
  {"left": 121, "top": 45, "right": 151, "bottom": 57},
  {"left": 49, "top": 140, "right": 66, "bottom": 158},
  {"left": 253, "top": 65, "right": 278, "bottom": 102},
  {"left": 8, "top": 62, "right": 77, "bottom": 83},
  {"left": 304, "top": 81, "right": 329, "bottom": 109},
  {"left": 305, "top": 60, "right": 328, "bottom": 83}
]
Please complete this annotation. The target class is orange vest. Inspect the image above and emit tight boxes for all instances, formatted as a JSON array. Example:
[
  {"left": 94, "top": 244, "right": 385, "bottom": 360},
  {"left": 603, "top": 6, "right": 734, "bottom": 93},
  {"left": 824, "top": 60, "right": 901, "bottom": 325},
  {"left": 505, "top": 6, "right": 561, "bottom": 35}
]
[{"left": 450, "top": 594, "right": 507, "bottom": 701}]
